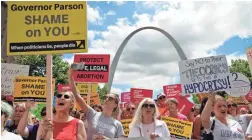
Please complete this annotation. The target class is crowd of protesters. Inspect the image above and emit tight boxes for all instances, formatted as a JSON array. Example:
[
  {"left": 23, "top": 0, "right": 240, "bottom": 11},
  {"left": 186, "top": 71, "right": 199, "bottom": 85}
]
[{"left": 1, "top": 66, "right": 252, "bottom": 140}]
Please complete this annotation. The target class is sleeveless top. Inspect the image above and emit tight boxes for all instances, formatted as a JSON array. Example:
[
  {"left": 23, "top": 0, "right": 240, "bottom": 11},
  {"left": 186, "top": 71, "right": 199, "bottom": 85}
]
[{"left": 53, "top": 119, "right": 78, "bottom": 140}]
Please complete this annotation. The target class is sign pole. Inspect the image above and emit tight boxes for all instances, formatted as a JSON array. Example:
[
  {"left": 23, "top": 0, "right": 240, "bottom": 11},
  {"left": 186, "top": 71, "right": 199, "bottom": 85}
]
[
  {"left": 87, "top": 83, "right": 91, "bottom": 105},
  {"left": 46, "top": 54, "right": 53, "bottom": 139}
]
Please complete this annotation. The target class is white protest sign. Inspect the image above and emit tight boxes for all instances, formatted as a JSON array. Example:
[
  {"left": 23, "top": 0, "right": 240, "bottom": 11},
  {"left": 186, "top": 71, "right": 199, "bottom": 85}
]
[
  {"left": 226, "top": 72, "right": 250, "bottom": 97},
  {"left": 179, "top": 55, "right": 230, "bottom": 95},
  {"left": 1, "top": 63, "right": 30, "bottom": 95}
]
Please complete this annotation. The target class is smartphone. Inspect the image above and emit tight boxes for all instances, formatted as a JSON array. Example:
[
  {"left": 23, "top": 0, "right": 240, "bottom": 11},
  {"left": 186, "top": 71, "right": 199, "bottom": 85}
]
[{"left": 71, "top": 62, "right": 85, "bottom": 70}]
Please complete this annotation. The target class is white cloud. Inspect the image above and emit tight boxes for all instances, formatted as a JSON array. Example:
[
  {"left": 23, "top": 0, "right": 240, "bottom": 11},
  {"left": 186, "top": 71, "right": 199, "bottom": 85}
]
[
  {"left": 107, "top": 1, "right": 126, "bottom": 6},
  {"left": 64, "top": 1, "right": 252, "bottom": 92},
  {"left": 226, "top": 52, "right": 247, "bottom": 65},
  {"left": 105, "top": 10, "right": 116, "bottom": 16},
  {"left": 87, "top": 5, "right": 102, "bottom": 25}
]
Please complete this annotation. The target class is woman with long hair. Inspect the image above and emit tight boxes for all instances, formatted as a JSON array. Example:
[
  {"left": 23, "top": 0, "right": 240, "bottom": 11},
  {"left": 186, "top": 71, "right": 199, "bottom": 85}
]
[
  {"left": 1, "top": 101, "right": 22, "bottom": 140},
  {"left": 36, "top": 91, "right": 87, "bottom": 140},
  {"left": 201, "top": 92, "right": 245, "bottom": 140},
  {"left": 128, "top": 98, "right": 170, "bottom": 139},
  {"left": 226, "top": 96, "right": 252, "bottom": 132},
  {"left": 68, "top": 67, "right": 124, "bottom": 139}
]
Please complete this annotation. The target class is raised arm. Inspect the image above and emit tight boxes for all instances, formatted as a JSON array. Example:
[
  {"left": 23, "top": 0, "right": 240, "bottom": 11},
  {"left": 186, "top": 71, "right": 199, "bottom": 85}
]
[
  {"left": 17, "top": 102, "right": 34, "bottom": 138},
  {"left": 68, "top": 67, "right": 89, "bottom": 113},
  {"left": 201, "top": 92, "right": 215, "bottom": 129},
  {"left": 193, "top": 116, "right": 201, "bottom": 140}
]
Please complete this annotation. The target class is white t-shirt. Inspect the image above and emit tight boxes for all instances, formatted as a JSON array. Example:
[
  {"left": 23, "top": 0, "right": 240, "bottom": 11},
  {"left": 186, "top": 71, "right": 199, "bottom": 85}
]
[
  {"left": 227, "top": 114, "right": 249, "bottom": 132},
  {"left": 205, "top": 118, "right": 245, "bottom": 140},
  {"left": 1, "top": 131, "right": 23, "bottom": 140},
  {"left": 246, "top": 120, "right": 252, "bottom": 135}
]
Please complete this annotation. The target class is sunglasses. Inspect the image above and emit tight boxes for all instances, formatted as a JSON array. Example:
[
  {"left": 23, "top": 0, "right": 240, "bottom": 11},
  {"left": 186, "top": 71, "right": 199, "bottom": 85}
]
[
  {"left": 126, "top": 108, "right": 135, "bottom": 111},
  {"left": 228, "top": 104, "right": 237, "bottom": 108},
  {"left": 142, "top": 104, "right": 155, "bottom": 108},
  {"left": 104, "top": 96, "right": 117, "bottom": 103},
  {"left": 158, "top": 96, "right": 166, "bottom": 100},
  {"left": 56, "top": 94, "right": 70, "bottom": 99}
]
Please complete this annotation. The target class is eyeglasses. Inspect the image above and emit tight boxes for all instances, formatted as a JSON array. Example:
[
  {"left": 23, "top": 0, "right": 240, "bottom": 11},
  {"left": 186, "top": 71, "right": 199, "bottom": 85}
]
[
  {"left": 56, "top": 94, "right": 70, "bottom": 99},
  {"left": 158, "top": 96, "right": 166, "bottom": 100},
  {"left": 104, "top": 96, "right": 117, "bottom": 103},
  {"left": 126, "top": 108, "right": 135, "bottom": 111},
  {"left": 228, "top": 104, "right": 237, "bottom": 108},
  {"left": 142, "top": 104, "right": 155, "bottom": 108}
]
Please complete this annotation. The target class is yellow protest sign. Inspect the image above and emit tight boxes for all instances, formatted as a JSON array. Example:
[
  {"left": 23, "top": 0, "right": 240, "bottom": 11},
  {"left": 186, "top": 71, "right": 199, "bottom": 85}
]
[
  {"left": 76, "top": 83, "right": 98, "bottom": 95},
  {"left": 7, "top": 1, "right": 87, "bottom": 55},
  {"left": 13, "top": 76, "right": 55, "bottom": 103},
  {"left": 75, "top": 93, "right": 101, "bottom": 110},
  {"left": 161, "top": 116, "right": 193, "bottom": 139},
  {"left": 121, "top": 119, "right": 132, "bottom": 137}
]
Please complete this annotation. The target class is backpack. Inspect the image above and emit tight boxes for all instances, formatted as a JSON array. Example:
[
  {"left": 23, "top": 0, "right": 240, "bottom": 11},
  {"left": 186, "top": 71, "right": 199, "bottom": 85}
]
[{"left": 202, "top": 119, "right": 215, "bottom": 140}]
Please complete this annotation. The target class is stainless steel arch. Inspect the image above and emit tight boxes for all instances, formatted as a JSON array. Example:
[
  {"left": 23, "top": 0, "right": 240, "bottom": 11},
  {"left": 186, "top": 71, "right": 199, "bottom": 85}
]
[{"left": 107, "top": 26, "right": 187, "bottom": 93}]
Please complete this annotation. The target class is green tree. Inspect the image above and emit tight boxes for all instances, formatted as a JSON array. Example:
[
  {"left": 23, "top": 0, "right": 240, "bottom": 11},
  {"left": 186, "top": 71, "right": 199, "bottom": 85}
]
[
  {"left": 14, "top": 55, "right": 69, "bottom": 94},
  {"left": 98, "top": 85, "right": 108, "bottom": 103},
  {"left": 229, "top": 59, "right": 252, "bottom": 82},
  {"left": 192, "top": 94, "right": 200, "bottom": 104},
  {"left": 30, "top": 103, "right": 46, "bottom": 120}
]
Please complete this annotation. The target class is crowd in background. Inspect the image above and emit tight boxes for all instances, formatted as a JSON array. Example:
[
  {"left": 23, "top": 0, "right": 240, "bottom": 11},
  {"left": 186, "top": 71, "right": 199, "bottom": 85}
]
[{"left": 1, "top": 67, "right": 252, "bottom": 140}]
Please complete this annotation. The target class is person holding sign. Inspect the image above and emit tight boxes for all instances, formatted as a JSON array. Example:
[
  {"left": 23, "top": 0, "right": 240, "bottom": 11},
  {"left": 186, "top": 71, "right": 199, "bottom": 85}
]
[
  {"left": 128, "top": 98, "right": 170, "bottom": 139},
  {"left": 68, "top": 67, "right": 125, "bottom": 140},
  {"left": 201, "top": 92, "right": 245, "bottom": 140},
  {"left": 36, "top": 91, "right": 87, "bottom": 140},
  {"left": 226, "top": 97, "right": 252, "bottom": 133},
  {"left": 1, "top": 101, "right": 23, "bottom": 140}
]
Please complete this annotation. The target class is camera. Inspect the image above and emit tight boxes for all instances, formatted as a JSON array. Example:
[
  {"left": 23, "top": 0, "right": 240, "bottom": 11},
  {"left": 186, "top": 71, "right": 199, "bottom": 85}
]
[{"left": 71, "top": 62, "right": 85, "bottom": 70}]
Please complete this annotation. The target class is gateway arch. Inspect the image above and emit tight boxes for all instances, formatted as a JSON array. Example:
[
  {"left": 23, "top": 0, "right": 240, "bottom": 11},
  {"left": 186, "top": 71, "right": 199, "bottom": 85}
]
[{"left": 107, "top": 26, "right": 188, "bottom": 93}]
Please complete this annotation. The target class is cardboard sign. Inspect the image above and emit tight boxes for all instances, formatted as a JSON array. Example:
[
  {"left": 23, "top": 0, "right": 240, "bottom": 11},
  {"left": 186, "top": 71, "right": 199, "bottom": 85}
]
[
  {"left": 1, "top": 63, "right": 30, "bottom": 95},
  {"left": 130, "top": 88, "right": 153, "bottom": 105},
  {"left": 179, "top": 55, "right": 230, "bottom": 95},
  {"left": 58, "top": 84, "right": 71, "bottom": 93},
  {"left": 163, "top": 84, "right": 181, "bottom": 97},
  {"left": 76, "top": 83, "right": 98, "bottom": 95},
  {"left": 73, "top": 54, "right": 110, "bottom": 83},
  {"left": 161, "top": 116, "right": 193, "bottom": 139},
  {"left": 75, "top": 93, "right": 100, "bottom": 110},
  {"left": 121, "top": 119, "right": 132, "bottom": 137},
  {"left": 227, "top": 73, "right": 250, "bottom": 97},
  {"left": 7, "top": 1, "right": 87, "bottom": 55},
  {"left": 13, "top": 76, "right": 55, "bottom": 102},
  {"left": 121, "top": 92, "right": 131, "bottom": 103}
]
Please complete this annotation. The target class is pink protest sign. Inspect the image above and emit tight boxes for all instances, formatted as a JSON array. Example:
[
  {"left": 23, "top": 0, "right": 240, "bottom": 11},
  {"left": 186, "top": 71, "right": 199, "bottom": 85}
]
[
  {"left": 121, "top": 92, "right": 131, "bottom": 103},
  {"left": 130, "top": 88, "right": 153, "bottom": 105}
]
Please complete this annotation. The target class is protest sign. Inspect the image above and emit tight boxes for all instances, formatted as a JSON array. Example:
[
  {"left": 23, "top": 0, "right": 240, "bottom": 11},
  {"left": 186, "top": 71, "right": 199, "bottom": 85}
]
[
  {"left": 76, "top": 83, "right": 98, "bottom": 95},
  {"left": 76, "top": 93, "right": 100, "bottom": 110},
  {"left": 7, "top": 1, "right": 87, "bottom": 55},
  {"left": 246, "top": 47, "right": 252, "bottom": 75},
  {"left": 179, "top": 55, "right": 230, "bottom": 95},
  {"left": 163, "top": 84, "right": 181, "bottom": 97},
  {"left": 121, "top": 92, "right": 131, "bottom": 103},
  {"left": 58, "top": 84, "right": 71, "bottom": 93},
  {"left": 246, "top": 89, "right": 252, "bottom": 101},
  {"left": 130, "top": 88, "right": 153, "bottom": 105},
  {"left": 1, "top": 63, "right": 30, "bottom": 95},
  {"left": 121, "top": 119, "right": 132, "bottom": 137},
  {"left": 178, "top": 96, "right": 194, "bottom": 116},
  {"left": 13, "top": 76, "right": 55, "bottom": 102},
  {"left": 227, "top": 72, "right": 250, "bottom": 97},
  {"left": 161, "top": 116, "right": 193, "bottom": 139},
  {"left": 73, "top": 54, "right": 110, "bottom": 83}
]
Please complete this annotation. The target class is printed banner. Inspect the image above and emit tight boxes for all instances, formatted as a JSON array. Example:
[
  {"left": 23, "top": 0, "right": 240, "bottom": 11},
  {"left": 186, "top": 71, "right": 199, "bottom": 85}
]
[
  {"left": 130, "top": 88, "right": 153, "bottom": 105},
  {"left": 121, "top": 119, "right": 132, "bottom": 137},
  {"left": 178, "top": 96, "right": 194, "bottom": 116},
  {"left": 163, "top": 84, "right": 182, "bottom": 97},
  {"left": 58, "top": 84, "right": 71, "bottom": 93},
  {"left": 121, "top": 92, "right": 131, "bottom": 103},
  {"left": 13, "top": 76, "right": 55, "bottom": 102},
  {"left": 76, "top": 83, "right": 98, "bottom": 95},
  {"left": 1, "top": 63, "right": 30, "bottom": 95},
  {"left": 73, "top": 54, "right": 110, "bottom": 83},
  {"left": 7, "top": 1, "right": 88, "bottom": 55},
  {"left": 161, "top": 116, "right": 193, "bottom": 139},
  {"left": 179, "top": 55, "right": 230, "bottom": 95}
]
